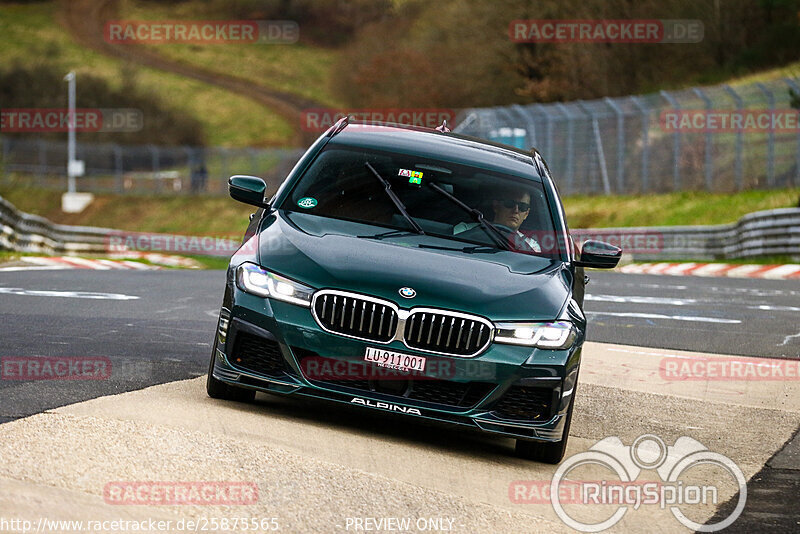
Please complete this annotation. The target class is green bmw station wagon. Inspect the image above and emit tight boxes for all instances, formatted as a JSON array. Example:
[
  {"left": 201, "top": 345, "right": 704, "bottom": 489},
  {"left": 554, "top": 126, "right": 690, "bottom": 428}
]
[{"left": 207, "top": 118, "right": 620, "bottom": 463}]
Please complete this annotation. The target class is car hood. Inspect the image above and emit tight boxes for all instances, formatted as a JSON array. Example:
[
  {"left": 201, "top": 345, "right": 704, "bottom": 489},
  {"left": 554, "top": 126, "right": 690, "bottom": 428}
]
[{"left": 256, "top": 212, "right": 571, "bottom": 321}]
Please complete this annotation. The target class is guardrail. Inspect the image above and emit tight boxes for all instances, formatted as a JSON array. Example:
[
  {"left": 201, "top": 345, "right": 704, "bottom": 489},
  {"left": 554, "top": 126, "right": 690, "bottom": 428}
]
[
  {"left": 0, "top": 195, "right": 111, "bottom": 255},
  {"left": 1, "top": 194, "right": 798, "bottom": 262},
  {"left": 572, "top": 208, "right": 800, "bottom": 261}
]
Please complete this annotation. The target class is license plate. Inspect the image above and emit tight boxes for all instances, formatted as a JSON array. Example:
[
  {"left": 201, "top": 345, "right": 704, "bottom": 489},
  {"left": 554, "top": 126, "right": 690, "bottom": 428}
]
[{"left": 364, "top": 347, "right": 426, "bottom": 372}]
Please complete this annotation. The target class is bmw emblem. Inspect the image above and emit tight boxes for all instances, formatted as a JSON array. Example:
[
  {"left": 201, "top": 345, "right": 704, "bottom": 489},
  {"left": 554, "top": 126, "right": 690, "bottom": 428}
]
[{"left": 398, "top": 287, "right": 416, "bottom": 299}]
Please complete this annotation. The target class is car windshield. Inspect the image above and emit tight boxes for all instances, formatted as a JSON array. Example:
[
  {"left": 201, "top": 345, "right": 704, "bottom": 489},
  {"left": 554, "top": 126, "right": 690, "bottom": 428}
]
[{"left": 282, "top": 146, "right": 561, "bottom": 257}]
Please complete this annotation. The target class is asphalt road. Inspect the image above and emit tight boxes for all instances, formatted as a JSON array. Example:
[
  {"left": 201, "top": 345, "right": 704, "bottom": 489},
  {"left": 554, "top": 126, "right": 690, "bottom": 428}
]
[
  {"left": 0, "top": 269, "right": 223, "bottom": 423},
  {"left": 583, "top": 272, "right": 800, "bottom": 359},
  {"left": 1, "top": 268, "right": 799, "bottom": 424},
  {"left": 1, "top": 268, "right": 798, "bottom": 532}
]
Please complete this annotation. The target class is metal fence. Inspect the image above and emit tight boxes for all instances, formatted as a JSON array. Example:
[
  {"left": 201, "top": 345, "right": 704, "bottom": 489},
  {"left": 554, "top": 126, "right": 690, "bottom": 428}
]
[
  {"left": 0, "top": 137, "right": 304, "bottom": 196},
  {"left": 455, "top": 77, "right": 800, "bottom": 196},
  {"left": 4, "top": 76, "right": 800, "bottom": 198}
]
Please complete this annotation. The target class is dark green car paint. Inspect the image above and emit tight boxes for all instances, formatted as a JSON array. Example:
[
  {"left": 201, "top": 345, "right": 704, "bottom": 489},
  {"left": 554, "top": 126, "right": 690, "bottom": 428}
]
[{"left": 208, "top": 120, "right": 620, "bottom": 463}]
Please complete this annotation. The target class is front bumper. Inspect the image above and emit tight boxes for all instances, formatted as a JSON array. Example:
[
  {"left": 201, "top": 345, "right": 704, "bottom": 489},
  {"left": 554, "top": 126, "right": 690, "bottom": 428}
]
[{"left": 211, "top": 288, "right": 582, "bottom": 442}]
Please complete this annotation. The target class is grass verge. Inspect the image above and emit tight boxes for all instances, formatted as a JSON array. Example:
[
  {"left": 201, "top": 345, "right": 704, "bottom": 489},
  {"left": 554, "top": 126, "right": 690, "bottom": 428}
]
[
  {"left": 0, "top": 184, "right": 253, "bottom": 235},
  {"left": 120, "top": 0, "right": 344, "bottom": 108},
  {"left": 0, "top": 2, "right": 292, "bottom": 147},
  {"left": 2, "top": 186, "right": 799, "bottom": 234},
  {"left": 563, "top": 188, "right": 800, "bottom": 228}
]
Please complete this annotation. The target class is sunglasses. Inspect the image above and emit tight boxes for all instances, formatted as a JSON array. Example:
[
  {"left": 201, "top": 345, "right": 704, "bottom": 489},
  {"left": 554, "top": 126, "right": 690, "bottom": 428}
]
[{"left": 499, "top": 200, "right": 530, "bottom": 212}]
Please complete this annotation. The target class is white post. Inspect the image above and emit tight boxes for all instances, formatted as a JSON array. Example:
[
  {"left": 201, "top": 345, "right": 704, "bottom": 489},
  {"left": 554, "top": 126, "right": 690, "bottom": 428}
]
[
  {"left": 64, "top": 71, "right": 76, "bottom": 194},
  {"left": 61, "top": 72, "right": 92, "bottom": 213}
]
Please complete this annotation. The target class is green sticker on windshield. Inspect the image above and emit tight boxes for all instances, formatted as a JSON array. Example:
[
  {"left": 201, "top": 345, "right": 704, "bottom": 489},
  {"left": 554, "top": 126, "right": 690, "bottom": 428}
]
[
  {"left": 398, "top": 168, "right": 423, "bottom": 185},
  {"left": 297, "top": 197, "right": 317, "bottom": 209}
]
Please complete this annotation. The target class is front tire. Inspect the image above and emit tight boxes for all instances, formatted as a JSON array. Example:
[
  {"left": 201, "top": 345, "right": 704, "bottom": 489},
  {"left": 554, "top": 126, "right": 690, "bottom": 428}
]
[
  {"left": 206, "top": 338, "right": 256, "bottom": 402},
  {"left": 515, "top": 389, "right": 576, "bottom": 464}
]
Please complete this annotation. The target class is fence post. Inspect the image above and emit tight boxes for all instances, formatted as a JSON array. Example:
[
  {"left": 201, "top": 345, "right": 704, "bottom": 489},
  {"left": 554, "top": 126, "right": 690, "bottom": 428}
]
[
  {"left": 512, "top": 104, "right": 538, "bottom": 149},
  {"left": 756, "top": 83, "right": 775, "bottom": 188},
  {"left": 555, "top": 103, "right": 575, "bottom": 195},
  {"left": 453, "top": 112, "right": 478, "bottom": 135},
  {"left": 604, "top": 97, "right": 625, "bottom": 193},
  {"left": 0, "top": 136, "right": 11, "bottom": 184},
  {"left": 660, "top": 90, "right": 682, "bottom": 191},
  {"left": 113, "top": 144, "right": 123, "bottom": 193},
  {"left": 149, "top": 145, "right": 161, "bottom": 193},
  {"left": 692, "top": 87, "right": 714, "bottom": 191},
  {"left": 783, "top": 78, "right": 800, "bottom": 187},
  {"left": 496, "top": 106, "right": 521, "bottom": 145},
  {"left": 579, "top": 101, "right": 611, "bottom": 195},
  {"left": 220, "top": 148, "right": 230, "bottom": 192},
  {"left": 543, "top": 105, "right": 554, "bottom": 162},
  {"left": 249, "top": 148, "right": 259, "bottom": 176},
  {"left": 722, "top": 85, "right": 744, "bottom": 191},
  {"left": 630, "top": 96, "right": 650, "bottom": 193},
  {"left": 183, "top": 146, "right": 194, "bottom": 193},
  {"left": 37, "top": 139, "right": 47, "bottom": 187}
]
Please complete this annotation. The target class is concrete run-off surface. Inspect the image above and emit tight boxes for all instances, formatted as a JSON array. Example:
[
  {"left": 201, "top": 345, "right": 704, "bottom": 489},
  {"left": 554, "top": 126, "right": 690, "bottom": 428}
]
[{"left": 0, "top": 342, "right": 797, "bottom": 532}]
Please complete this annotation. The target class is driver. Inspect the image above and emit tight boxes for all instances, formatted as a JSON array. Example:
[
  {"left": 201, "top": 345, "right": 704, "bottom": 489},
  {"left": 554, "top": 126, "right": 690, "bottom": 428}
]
[{"left": 454, "top": 185, "right": 541, "bottom": 253}]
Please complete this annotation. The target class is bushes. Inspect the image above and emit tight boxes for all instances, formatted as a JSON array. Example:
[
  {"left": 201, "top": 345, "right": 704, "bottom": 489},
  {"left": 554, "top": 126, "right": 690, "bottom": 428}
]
[{"left": 330, "top": 0, "right": 800, "bottom": 108}]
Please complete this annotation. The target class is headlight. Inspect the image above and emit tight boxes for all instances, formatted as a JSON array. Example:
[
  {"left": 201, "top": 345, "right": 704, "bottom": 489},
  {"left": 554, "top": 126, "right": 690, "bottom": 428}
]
[
  {"left": 235, "top": 262, "right": 314, "bottom": 307},
  {"left": 493, "top": 320, "right": 577, "bottom": 349}
]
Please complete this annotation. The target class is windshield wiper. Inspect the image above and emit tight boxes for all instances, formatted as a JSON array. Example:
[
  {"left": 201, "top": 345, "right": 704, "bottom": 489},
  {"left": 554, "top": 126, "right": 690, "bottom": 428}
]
[
  {"left": 357, "top": 229, "right": 418, "bottom": 240},
  {"left": 365, "top": 162, "right": 424, "bottom": 235},
  {"left": 428, "top": 182, "right": 511, "bottom": 251}
]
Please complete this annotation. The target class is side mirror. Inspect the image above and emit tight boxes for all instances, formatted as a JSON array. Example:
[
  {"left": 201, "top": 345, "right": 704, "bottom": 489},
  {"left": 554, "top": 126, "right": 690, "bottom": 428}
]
[
  {"left": 575, "top": 240, "right": 622, "bottom": 269},
  {"left": 229, "top": 175, "right": 270, "bottom": 208}
]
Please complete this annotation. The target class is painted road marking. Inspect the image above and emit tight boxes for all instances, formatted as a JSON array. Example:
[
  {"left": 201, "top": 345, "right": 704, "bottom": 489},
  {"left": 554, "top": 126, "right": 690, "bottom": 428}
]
[
  {"left": 587, "top": 311, "right": 741, "bottom": 323},
  {"left": 0, "top": 265, "right": 71, "bottom": 272},
  {"left": 0, "top": 287, "right": 139, "bottom": 300},
  {"left": 585, "top": 294, "right": 696, "bottom": 306}
]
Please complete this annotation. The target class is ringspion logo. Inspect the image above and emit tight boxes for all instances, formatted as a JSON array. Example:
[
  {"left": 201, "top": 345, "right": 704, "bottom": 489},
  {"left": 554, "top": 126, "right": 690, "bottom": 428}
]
[{"left": 550, "top": 434, "right": 746, "bottom": 532}]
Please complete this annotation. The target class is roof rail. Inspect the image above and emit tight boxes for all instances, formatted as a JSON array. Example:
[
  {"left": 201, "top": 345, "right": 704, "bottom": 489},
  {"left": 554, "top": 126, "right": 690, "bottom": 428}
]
[{"left": 328, "top": 115, "right": 350, "bottom": 137}]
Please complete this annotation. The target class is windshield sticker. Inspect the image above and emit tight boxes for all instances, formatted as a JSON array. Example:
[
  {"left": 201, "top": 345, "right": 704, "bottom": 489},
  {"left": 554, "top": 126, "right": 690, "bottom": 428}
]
[
  {"left": 398, "top": 168, "right": 423, "bottom": 184},
  {"left": 297, "top": 197, "right": 318, "bottom": 209}
]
